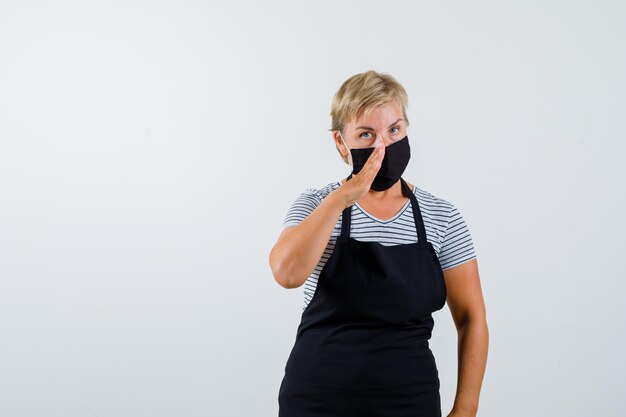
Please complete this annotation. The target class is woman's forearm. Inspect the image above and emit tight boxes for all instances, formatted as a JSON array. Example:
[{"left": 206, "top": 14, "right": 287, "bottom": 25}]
[
  {"left": 270, "top": 189, "right": 346, "bottom": 289},
  {"left": 450, "top": 318, "right": 489, "bottom": 417}
]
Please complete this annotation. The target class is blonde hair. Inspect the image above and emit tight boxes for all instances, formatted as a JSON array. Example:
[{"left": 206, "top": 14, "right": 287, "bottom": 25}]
[{"left": 329, "top": 70, "right": 410, "bottom": 164}]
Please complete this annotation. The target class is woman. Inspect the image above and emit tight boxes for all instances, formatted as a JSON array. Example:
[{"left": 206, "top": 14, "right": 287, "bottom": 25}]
[{"left": 269, "top": 70, "right": 488, "bottom": 417}]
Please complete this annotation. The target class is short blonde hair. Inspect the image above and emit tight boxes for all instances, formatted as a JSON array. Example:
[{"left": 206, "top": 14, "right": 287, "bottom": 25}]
[{"left": 329, "top": 70, "right": 410, "bottom": 164}]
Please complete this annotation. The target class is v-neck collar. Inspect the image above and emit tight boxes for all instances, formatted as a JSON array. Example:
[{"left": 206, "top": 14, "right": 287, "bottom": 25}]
[{"left": 335, "top": 180, "right": 416, "bottom": 224}]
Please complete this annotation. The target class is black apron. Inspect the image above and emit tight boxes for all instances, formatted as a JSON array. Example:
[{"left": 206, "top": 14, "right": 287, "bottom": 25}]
[{"left": 278, "top": 176, "right": 447, "bottom": 417}]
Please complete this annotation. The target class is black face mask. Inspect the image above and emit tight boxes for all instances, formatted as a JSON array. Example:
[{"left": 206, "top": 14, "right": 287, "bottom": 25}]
[{"left": 347, "top": 135, "right": 411, "bottom": 191}]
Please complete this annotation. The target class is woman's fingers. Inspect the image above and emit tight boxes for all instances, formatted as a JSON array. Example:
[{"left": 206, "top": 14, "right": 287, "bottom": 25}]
[
  {"left": 337, "top": 141, "right": 385, "bottom": 208},
  {"left": 358, "top": 140, "right": 385, "bottom": 188}
]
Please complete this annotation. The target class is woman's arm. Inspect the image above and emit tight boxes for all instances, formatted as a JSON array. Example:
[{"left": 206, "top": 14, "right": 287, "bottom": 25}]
[
  {"left": 269, "top": 190, "right": 346, "bottom": 289},
  {"left": 444, "top": 259, "right": 489, "bottom": 417},
  {"left": 270, "top": 141, "right": 385, "bottom": 289}
]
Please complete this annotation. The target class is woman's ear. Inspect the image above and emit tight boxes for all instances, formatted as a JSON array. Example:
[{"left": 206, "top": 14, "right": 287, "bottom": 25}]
[
  {"left": 332, "top": 135, "right": 340, "bottom": 155},
  {"left": 334, "top": 131, "right": 352, "bottom": 165}
]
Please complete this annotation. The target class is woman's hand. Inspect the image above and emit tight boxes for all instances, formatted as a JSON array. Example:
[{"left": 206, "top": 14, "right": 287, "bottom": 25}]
[
  {"left": 446, "top": 411, "right": 476, "bottom": 417},
  {"left": 334, "top": 138, "right": 385, "bottom": 208}
]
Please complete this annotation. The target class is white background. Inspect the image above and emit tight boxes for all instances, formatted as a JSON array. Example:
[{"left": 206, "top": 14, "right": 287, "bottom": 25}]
[{"left": 1, "top": 1, "right": 624, "bottom": 416}]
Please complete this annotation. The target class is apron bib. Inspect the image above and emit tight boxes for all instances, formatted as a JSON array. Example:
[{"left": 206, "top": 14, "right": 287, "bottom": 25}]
[{"left": 279, "top": 177, "right": 447, "bottom": 416}]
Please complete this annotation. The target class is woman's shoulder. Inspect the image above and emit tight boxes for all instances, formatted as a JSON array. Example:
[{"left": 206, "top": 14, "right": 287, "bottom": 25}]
[
  {"left": 300, "top": 180, "right": 342, "bottom": 201},
  {"left": 282, "top": 180, "right": 342, "bottom": 229},
  {"left": 410, "top": 184, "right": 466, "bottom": 232},
  {"left": 411, "top": 184, "right": 477, "bottom": 268},
  {"left": 411, "top": 183, "right": 454, "bottom": 210}
]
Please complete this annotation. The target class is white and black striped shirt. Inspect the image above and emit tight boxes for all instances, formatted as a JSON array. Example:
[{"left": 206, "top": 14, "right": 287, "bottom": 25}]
[{"left": 282, "top": 180, "right": 477, "bottom": 312}]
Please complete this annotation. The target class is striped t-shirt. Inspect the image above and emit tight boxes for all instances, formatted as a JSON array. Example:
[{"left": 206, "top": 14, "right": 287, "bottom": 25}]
[{"left": 282, "top": 180, "right": 477, "bottom": 312}]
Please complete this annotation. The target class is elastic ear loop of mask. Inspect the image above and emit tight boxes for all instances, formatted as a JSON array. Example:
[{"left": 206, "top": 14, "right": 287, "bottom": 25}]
[{"left": 338, "top": 131, "right": 353, "bottom": 167}]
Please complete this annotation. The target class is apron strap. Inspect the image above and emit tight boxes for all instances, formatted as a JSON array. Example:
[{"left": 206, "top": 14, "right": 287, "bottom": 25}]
[
  {"left": 340, "top": 174, "right": 354, "bottom": 238},
  {"left": 400, "top": 178, "right": 428, "bottom": 244}
]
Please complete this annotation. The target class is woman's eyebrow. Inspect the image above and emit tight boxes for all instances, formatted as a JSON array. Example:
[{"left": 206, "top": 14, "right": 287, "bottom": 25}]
[{"left": 356, "top": 118, "right": 403, "bottom": 130}]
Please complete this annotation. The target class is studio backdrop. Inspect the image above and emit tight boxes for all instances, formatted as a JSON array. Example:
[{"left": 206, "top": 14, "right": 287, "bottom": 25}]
[{"left": 0, "top": 1, "right": 624, "bottom": 416}]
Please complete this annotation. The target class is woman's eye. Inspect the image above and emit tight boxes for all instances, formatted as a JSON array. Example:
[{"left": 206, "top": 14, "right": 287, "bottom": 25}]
[{"left": 360, "top": 127, "right": 399, "bottom": 139}]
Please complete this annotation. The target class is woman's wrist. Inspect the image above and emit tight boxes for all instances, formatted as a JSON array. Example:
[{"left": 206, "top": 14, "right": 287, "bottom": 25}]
[{"left": 325, "top": 187, "right": 350, "bottom": 212}]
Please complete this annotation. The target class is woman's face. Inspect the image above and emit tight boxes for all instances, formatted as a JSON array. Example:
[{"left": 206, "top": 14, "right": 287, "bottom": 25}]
[{"left": 336, "top": 101, "right": 407, "bottom": 155}]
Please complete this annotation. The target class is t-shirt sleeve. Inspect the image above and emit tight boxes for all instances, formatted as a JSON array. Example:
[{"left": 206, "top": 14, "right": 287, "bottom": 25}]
[
  {"left": 282, "top": 188, "right": 323, "bottom": 229},
  {"left": 438, "top": 203, "right": 477, "bottom": 270}
]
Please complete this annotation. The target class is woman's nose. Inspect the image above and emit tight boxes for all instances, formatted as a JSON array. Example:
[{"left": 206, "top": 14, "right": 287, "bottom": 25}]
[{"left": 374, "top": 135, "right": 389, "bottom": 148}]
